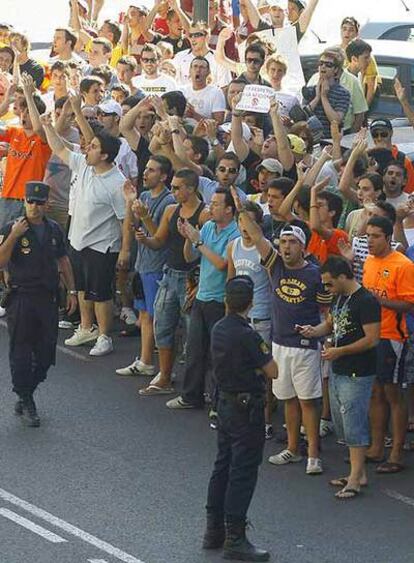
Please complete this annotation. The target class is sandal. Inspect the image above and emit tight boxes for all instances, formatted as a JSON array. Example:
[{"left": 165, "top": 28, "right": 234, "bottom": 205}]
[
  {"left": 329, "top": 478, "right": 367, "bottom": 488},
  {"left": 335, "top": 488, "right": 361, "bottom": 500},
  {"left": 119, "top": 326, "right": 141, "bottom": 337},
  {"left": 376, "top": 462, "right": 405, "bottom": 474},
  {"left": 138, "top": 384, "right": 174, "bottom": 396}
]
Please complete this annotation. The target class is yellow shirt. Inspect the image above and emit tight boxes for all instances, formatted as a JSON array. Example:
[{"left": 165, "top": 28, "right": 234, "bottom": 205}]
[{"left": 85, "top": 39, "right": 124, "bottom": 69}]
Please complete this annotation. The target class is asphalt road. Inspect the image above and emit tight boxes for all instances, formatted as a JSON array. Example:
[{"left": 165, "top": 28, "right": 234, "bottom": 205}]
[{"left": 0, "top": 322, "right": 413, "bottom": 563}]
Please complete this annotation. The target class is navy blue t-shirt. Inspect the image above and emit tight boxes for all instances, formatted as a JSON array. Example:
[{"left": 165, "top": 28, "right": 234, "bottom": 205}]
[{"left": 263, "top": 250, "right": 331, "bottom": 349}]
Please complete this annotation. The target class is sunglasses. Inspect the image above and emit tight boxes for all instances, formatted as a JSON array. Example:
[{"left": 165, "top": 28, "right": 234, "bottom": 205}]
[
  {"left": 189, "top": 32, "right": 206, "bottom": 38},
  {"left": 97, "top": 110, "right": 117, "bottom": 117},
  {"left": 318, "top": 60, "right": 336, "bottom": 69},
  {"left": 217, "top": 166, "right": 238, "bottom": 174},
  {"left": 26, "top": 199, "right": 45, "bottom": 205},
  {"left": 141, "top": 57, "right": 156, "bottom": 63},
  {"left": 371, "top": 130, "right": 389, "bottom": 139},
  {"left": 246, "top": 57, "right": 263, "bottom": 65}
]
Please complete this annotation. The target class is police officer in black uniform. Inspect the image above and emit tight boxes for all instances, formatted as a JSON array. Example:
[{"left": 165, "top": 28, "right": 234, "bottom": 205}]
[
  {"left": 0, "top": 181, "right": 77, "bottom": 427},
  {"left": 203, "top": 275, "right": 278, "bottom": 562}
]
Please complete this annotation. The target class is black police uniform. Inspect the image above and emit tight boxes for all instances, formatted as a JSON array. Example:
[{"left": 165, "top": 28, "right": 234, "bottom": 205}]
[
  {"left": 0, "top": 199, "right": 67, "bottom": 403},
  {"left": 204, "top": 308, "right": 272, "bottom": 560}
]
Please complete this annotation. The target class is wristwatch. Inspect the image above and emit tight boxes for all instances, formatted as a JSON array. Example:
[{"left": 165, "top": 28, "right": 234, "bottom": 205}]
[
  {"left": 68, "top": 290, "right": 77, "bottom": 295},
  {"left": 194, "top": 240, "right": 204, "bottom": 248},
  {"left": 210, "top": 138, "right": 220, "bottom": 147}
]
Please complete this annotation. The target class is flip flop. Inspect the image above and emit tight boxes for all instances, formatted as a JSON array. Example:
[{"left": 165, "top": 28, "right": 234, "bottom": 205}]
[
  {"left": 335, "top": 488, "right": 361, "bottom": 500},
  {"left": 376, "top": 462, "right": 405, "bottom": 474},
  {"left": 138, "top": 384, "right": 174, "bottom": 396},
  {"left": 344, "top": 455, "right": 385, "bottom": 464},
  {"left": 329, "top": 478, "right": 368, "bottom": 488}
]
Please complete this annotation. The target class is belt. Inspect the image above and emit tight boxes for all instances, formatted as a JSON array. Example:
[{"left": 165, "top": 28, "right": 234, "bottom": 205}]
[
  {"left": 248, "top": 317, "right": 271, "bottom": 323},
  {"left": 3, "top": 197, "right": 24, "bottom": 202}
]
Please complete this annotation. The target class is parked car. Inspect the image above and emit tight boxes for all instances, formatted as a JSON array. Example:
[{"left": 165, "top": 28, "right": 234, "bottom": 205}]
[
  {"left": 360, "top": 19, "right": 414, "bottom": 42},
  {"left": 300, "top": 40, "right": 414, "bottom": 120}
]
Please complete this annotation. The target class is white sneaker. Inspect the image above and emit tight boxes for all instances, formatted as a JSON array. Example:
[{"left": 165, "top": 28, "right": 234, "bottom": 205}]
[
  {"left": 319, "top": 419, "right": 334, "bottom": 438},
  {"left": 268, "top": 449, "right": 303, "bottom": 465},
  {"left": 89, "top": 334, "right": 113, "bottom": 356},
  {"left": 0, "top": 306, "right": 6, "bottom": 318},
  {"left": 306, "top": 457, "right": 323, "bottom": 475},
  {"left": 120, "top": 307, "right": 137, "bottom": 325},
  {"left": 116, "top": 359, "right": 155, "bottom": 376},
  {"left": 65, "top": 326, "right": 98, "bottom": 346}
]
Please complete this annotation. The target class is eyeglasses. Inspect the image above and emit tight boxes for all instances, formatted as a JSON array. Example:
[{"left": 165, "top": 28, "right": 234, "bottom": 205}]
[
  {"left": 217, "top": 166, "right": 238, "bottom": 174},
  {"left": 26, "top": 199, "right": 45, "bottom": 206},
  {"left": 372, "top": 130, "right": 389, "bottom": 139},
  {"left": 189, "top": 32, "right": 206, "bottom": 38},
  {"left": 141, "top": 57, "right": 157, "bottom": 63},
  {"left": 318, "top": 60, "right": 336, "bottom": 69},
  {"left": 246, "top": 57, "right": 263, "bottom": 66}
]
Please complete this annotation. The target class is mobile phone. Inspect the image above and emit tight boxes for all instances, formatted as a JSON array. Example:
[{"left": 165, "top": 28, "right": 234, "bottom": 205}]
[{"left": 295, "top": 324, "right": 304, "bottom": 331}]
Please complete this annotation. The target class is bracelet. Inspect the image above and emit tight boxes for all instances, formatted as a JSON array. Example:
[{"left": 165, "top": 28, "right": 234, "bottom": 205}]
[
  {"left": 310, "top": 205, "right": 319, "bottom": 209},
  {"left": 68, "top": 290, "right": 77, "bottom": 295},
  {"left": 194, "top": 240, "right": 204, "bottom": 248},
  {"left": 171, "top": 129, "right": 180, "bottom": 134}
]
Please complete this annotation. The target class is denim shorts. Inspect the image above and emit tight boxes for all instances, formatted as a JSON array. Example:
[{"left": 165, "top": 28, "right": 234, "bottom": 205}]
[
  {"left": 153, "top": 268, "right": 188, "bottom": 349},
  {"left": 404, "top": 334, "right": 414, "bottom": 385},
  {"left": 134, "top": 271, "right": 163, "bottom": 318},
  {"left": 329, "top": 372, "right": 375, "bottom": 447}
]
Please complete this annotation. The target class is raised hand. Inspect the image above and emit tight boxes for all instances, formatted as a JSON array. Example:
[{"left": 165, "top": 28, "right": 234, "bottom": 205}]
[
  {"left": 11, "top": 217, "right": 29, "bottom": 238},
  {"left": 68, "top": 91, "right": 83, "bottom": 113},
  {"left": 230, "top": 185, "right": 243, "bottom": 213},
  {"left": 218, "top": 27, "right": 233, "bottom": 41},
  {"left": 132, "top": 198, "right": 149, "bottom": 220},
  {"left": 21, "top": 72, "right": 35, "bottom": 95},
  {"left": 123, "top": 179, "right": 137, "bottom": 204},
  {"left": 337, "top": 238, "right": 354, "bottom": 262},
  {"left": 39, "top": 112, "right": 53, "bottom": 127},
  {"left": 394, "top": 77, "right": 406, "bottom": 103}
]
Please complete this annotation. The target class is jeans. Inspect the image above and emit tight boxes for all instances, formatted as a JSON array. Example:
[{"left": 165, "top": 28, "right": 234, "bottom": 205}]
[
  {"left": 153, "top": 268, "right": 188, "bottom": 349},
  {"left": 181, "top": 299, "right": 225, "bottom": 407},
  {"left": 329, "top": 372, "right": 375, "bottom": 447},
  {"left": 206, "top": 395, "right": 265, "bottom": 520}
]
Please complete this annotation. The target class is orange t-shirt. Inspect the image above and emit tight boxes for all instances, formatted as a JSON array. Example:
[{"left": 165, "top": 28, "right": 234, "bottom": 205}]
[
  {"left": 0, "top": 127, "right": 51, "bottom": 199},
  {"left": 308, "top": 228, "right": 349, "bottom": 265},
  {"left": 363, "top": 251, "right": 414, "bottom": 341}
]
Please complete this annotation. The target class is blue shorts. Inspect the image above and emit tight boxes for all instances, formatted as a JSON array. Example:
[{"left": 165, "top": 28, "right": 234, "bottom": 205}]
[
  {"left": 405, "top": 334, "right": 414, "bottom": 385},
  {"left": 134, "top": 272, "right": 163, "bottom": 318},
  {"left": 329, "top": 372, "right": 375, "bottom": 447},
  {"left": 154, "top": 268, "right": 188, "bottom": 349}
]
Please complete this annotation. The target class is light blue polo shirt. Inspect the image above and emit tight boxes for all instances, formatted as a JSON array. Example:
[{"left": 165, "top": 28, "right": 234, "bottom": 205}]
[{"left": 197, "top": 219, "right": 239, "bottom": 302}]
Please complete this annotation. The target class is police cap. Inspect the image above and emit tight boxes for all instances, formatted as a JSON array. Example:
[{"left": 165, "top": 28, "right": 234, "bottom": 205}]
[
  {"left": 25, "top": 181, "right": 50, "bottom": 203},
  {"left": 226, "top": 275, "right": 254, "bottom": 302}
]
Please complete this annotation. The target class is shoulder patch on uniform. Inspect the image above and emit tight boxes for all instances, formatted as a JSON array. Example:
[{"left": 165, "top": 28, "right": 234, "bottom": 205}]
[{"left": 260, "top": 341, "right": 270, "bottom": 354}]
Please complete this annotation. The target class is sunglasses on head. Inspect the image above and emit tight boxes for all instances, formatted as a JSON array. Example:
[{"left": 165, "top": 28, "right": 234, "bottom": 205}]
[
  {"left": 372, "top": 130, "right": 389, "bottom": 139},
  {"left": 218, "top": 166, "right": 238, "bottom": 174},
  {"left": 26, "top": 199, "right": 45, "bottom": 205},
  {"left": 318, "top": 60, "right": 336, "bottom": 69},
  {"left": 189, "top": 31, "right": 206, "bottom": 38}
]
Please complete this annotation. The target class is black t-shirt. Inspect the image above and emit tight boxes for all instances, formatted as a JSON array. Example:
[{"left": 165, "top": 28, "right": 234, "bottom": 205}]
[
  {"left": 263, "top": 216, "right": 311, "bottom": 249},
  {"left": 163, "top": 35, "right": 191, "bottom": 54},
  {"left": 331, "top": 286, "right": 381, "bottom": 377},
  {"left": 211, "top": 313, "right": 272, "bottom": 394},
  {"left": 20, "top": 59, "right": 45, "bottom": 89},
  {"left": 256, "top": 21, "right": 304, "bottom": 43}
]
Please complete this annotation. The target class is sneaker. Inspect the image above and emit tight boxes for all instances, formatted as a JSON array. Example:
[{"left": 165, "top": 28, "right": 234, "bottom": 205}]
[
  {"left": 120, "top": 307, "right": 137, "bottom": 326},
  {"left": 209, "top": 409, "right": 218, "bottom": 430},
  {"left": 22, "top": 397, "right": 40, "bottom": 428},
  {"left": 268, "top": 449, "right": 303, "bottom": 465},
  {"left": 65, "top": 326, "right": 98, "bottom": 347},
  {"left": 265, "top": 424, "right": 273, "bottom": 440},
  {"left": 306, "top": 457, "right": 323, "bottom": 475},
  {"left": 59, "top": 320, "right": 75, "bottom": 329},
  {"left": 116, "top": 358, "right": 155, "bottom": 376},
  {"left": 319, "top": 418, "right": 334, "bottom": 438},
  {"left": 166, "top": 396, "right": 196, "bottom": 410},
  {"left": 0, "top": 305, "right": 6, "bottom": 318},
  {"left": 89, "top": 334, "right": 113, "bottom": 356}
]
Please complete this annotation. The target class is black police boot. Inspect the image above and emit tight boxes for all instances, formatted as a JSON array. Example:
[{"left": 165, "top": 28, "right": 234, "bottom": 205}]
[
  {"left": 202, "top": 511, "right": 225, "bottom": 549},
  {"left": 22, "top": 396, "right": 40, "bottom": 428},
  {"left": 223, "top": 519, "right": 269, "bottom": 561},
  {"left": 14, "top": 398, "right": 24, "bottom": 416}
]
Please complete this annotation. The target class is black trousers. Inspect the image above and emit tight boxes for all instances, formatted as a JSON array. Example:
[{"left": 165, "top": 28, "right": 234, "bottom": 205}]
[
  {"left": 182, "top": 299, "right": 225, "bottom": 407},
  {"left": 206, "top": 396, "right": 265, "bottom": 521},
  {"left": 7, "top": 291, "right": 58, "bottom": 397}
]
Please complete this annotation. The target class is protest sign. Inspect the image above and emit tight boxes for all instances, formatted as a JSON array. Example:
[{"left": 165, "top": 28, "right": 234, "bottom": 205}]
[{"left": 235, "top": 84, "right": 275, "bottom": 113}]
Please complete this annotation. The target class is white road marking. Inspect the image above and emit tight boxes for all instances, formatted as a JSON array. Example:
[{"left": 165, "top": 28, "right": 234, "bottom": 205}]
[
  {"left": 0, "top": 320, "right": 90, "bottom": 362},
  {"left": 88, "top": 560, "right": 109, "bottom": 563},
  {"left": 0, "top": 489, "right": 145, "bottom": 563},
  {"left": 0, "top": 508, "right": 67, "bottom": 543},
  {"left": 384, "top": 489, "right": 414, "bottom": 508}
]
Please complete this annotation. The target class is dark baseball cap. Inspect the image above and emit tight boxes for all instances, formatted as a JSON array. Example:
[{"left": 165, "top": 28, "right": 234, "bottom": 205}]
[
  {"left": 370, "top": 118, "right": 393, "bottom": 133},
  {"left": 225, "top": 275, "right": 254, "bottom": 301},
  {"left": 25, "top": 181, "right": 50, "bottom": 203}
]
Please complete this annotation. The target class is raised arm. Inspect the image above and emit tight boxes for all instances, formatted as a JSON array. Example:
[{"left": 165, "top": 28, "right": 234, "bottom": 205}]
[
  {"left": 215, "top": 28, "right": 238, "bottom": 74},
  {"left": 39, "top": 113, "right": 72, "bottom": 165},
  {"left": 21, "top": 73, "right": 46, "bottom": 141},
  {"left": 297, "top": 0, "right": 320, "bottom": 34},
  {"left": 394, "top": 78, "right": 414, "bottom": 129},
  {"left": 338, "top": 138, "right": 367, "bottom": 205},
  {"left": 309, "top": 178, "right": 331, "bottom": 239},
  {"left": 69, "top": 91, "right": 94, "bottom": 145},
  {"left": 278, "top": 176, "right": 305, "bottom": 220},
  {"left": 230, "top": 93, "right": 249, "bottom": 162},
  {"left": 240, "top": 0, "right": 261, "bottom": 30},
  {"left": 269, "top": 98, "right": 294, "bottom": 172},
  {"left": 169, "top": 0, "right": 192, "bottom": 32}
]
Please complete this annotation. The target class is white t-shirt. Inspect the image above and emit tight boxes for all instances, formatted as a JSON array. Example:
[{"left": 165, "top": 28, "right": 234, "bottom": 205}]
[
  {"left": 386, "top": 192, "right": 409, "bottom": 209},
  {"left": 274, "top": 91, "right": 300, "bottom": 119},
  {"left": 172, "top": 49, "right": 231, "bottom": 87},
  {"left": 181, "top": 84, "right": 226, "bottom": 119},
  {"left": 131, "top": 73, "right": 177, "bottom": 94},
  {"left": 68, "top": 152, "right": 126, "bottom": 253},
  {"left": 116, "top": 137, "right": 138, "bottom": 180},
  {"left": 247, "top": 193, "right": 270, "bottom": 216}
]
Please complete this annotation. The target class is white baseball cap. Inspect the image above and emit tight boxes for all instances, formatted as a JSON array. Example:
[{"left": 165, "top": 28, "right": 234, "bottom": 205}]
[
  {"left": 98, "top": 100, "right": 122, "bottom": 118},
  {"left": 280, "top": 225, "right": 306, "bottom": 246},
  {"left": 219, "top": 121, "right": 252, "bottom": 142},
  {"left": 267, "top": 0, "right": 288, "bottom": 9}
]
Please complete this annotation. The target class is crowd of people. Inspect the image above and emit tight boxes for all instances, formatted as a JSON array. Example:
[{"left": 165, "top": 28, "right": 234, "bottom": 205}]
[{"left": 1, "top": 0, "right": 414, "bottom": 541}]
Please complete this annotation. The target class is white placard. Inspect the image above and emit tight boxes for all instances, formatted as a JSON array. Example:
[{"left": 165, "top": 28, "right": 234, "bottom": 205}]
[{"left": 235, "top": 84, "right": 275, "bottom": 113}]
